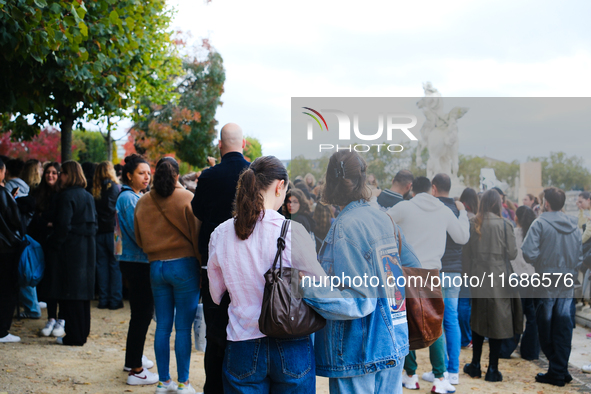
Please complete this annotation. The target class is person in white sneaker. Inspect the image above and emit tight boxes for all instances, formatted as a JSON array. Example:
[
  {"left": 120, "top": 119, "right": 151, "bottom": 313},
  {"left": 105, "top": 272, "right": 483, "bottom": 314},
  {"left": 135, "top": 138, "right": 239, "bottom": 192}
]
[
  {"left": 29, "top": 162, "right": 65, "bottom": 342},
  {"left": 0, "top": 158, "right": 26, "bottom": 345},
  {"left": 402, "top": 371, "right": 420, "bottom": 389},
  {"left": 0, "top": 333, "right": 21, "bottom": 343},
  {"left": 154, "top": 380, "right": 178, "bottom": 393},
  {"left": 388, "top": 176, "right": 468, "bottom": 394},
  {"left": 127, "top": 367, "right": 159, "bottom": 386},
  {"left": 134, "top": 158, "right": 202, "bottom": 394}
]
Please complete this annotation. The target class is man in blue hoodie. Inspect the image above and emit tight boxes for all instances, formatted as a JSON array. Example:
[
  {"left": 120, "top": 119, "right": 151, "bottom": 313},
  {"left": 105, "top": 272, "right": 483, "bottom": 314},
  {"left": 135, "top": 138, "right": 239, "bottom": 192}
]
[{"left": 522, "top": 187, "right": 582, "bottom": 387}]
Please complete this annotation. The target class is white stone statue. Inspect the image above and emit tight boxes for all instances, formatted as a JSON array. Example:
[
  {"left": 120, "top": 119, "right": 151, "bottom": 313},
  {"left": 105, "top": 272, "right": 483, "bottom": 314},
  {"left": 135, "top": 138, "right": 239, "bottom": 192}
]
[{"left": 416, "top": 82, "right": 469, "bottom": 180}]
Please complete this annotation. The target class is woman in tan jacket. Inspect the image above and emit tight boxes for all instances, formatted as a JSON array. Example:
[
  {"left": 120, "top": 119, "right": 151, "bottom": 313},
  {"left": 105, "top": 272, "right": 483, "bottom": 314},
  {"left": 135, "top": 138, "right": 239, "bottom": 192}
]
[{"left": 134, "top": 157, "right": 201, "bottom": 394}]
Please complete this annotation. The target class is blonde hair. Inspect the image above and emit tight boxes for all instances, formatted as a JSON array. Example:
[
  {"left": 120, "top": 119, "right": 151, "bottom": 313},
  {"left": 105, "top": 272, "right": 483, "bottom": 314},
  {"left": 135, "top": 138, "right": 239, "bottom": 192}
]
[
  {"left": 92, "top": 161, "right": 119, "bottom": 199},
  {"left": 22, "top": 159, "right": 42, "bottom": 188}
]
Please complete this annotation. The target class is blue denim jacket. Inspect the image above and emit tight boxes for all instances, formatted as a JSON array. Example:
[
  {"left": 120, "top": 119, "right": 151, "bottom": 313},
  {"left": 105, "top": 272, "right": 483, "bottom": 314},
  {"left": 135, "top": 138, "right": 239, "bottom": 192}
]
[
  {"left": 115, "top": 185, "right": 148, "bottom": 263},
  {"left": 303, "top": 200, "right": 420, "bottom": 378}
]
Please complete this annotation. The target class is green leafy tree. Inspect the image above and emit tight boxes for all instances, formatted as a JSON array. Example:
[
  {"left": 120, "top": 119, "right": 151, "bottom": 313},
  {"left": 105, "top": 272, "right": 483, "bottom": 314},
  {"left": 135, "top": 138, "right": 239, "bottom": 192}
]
[
  {"left": 490, "top": 160, "right": 520, "bottom": 189},
  {"left": 288, "top": 155, "right": 313, "bottom": 181},
  {"left": 72, "top": 129, "right": 117, "bottom": 163},
  {"left": 528, "top": 152, "right": 591, "bottom": 190},
  {"left": 362, "top": 142, "right": 412, "bottom": 189},
  {"left": 0, "top": 0, "right": 181, "bottom": 162},
  {"left": 244, "top": 136, "right": 263, "bottom": 162},
  {"left": 132, "top": 46, "right": 225, "bottom": 167},
  {"left": 458, "top": 154, "right": 489, "bottom": 188}
]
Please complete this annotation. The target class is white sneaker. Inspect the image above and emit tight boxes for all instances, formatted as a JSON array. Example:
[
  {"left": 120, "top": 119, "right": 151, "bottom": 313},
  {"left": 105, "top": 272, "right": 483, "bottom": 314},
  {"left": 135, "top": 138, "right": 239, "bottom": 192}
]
[
  {"left": 124, "top": 355, "right": 155, "bottom": 372},
  {"left": 422, "top": 371, "right": 448, "bottom": 382},
  {"left": 0, "top": 333, "right": 21, "bottom": 343},
  {"left": 582, "top": 364, "right": 591, "bottom": 373},
  {"left": 51, "top": 319, "right": 65, "bottom": 337},
  {"left": 448, "top": 372, "right": 459, "bottom": 385},
  {"left": 56, "top": 337, "right": 63, "bottom": 345},
  {"left": 38, "top": 302, "right": 47, "bottom": 309},
  {"left": 155, "top": 380, "right": 178, "bottom": 393},
  {"left": 402, "top": 371, "right": 420, "bottom": 389},
  {"left": 127, "top": 368, "right": 159, "bottom": 385},
  {"left": 40, "top": 319, "right": 56, "bottom": 337},
  {"left": 177, "top": 383, "right": 196, "bottom": 393},
  {"left": 432, "top": 379, "right": 456, "bottom": 394}
]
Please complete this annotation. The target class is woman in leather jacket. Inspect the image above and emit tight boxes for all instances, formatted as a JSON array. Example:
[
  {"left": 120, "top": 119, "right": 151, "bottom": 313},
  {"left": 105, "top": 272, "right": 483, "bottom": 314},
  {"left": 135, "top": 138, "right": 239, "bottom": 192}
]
[{"left": 0, "top": 158, "right": 26, "bottom": 343}]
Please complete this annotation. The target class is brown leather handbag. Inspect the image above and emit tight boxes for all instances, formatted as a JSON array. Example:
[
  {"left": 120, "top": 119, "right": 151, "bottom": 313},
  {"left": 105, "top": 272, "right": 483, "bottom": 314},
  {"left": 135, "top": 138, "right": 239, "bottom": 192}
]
[
  {"left": 389, "top": 215, "right": 444, "bottom": 350},
  {"left": 259, "top": 219, "right": 326, "bottom": 338}
]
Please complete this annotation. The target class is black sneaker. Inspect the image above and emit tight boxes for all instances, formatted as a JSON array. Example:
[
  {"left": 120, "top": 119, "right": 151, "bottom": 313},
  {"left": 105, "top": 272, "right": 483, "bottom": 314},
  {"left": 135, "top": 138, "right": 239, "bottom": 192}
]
[
  {"left": 564, "top": 372, "right": 573, "bottom": 384},
  {"left": 109, "top": 302, "right": 124, "bottom": 310},
  {"left": 464, "top": 363, "right": 482, "bottom": 378},
  {"left": 535, "top": 373, "right": 565, "bottom": 387},
  {"left": 97, "top": 303, "right": 109, "bottom": 309}
]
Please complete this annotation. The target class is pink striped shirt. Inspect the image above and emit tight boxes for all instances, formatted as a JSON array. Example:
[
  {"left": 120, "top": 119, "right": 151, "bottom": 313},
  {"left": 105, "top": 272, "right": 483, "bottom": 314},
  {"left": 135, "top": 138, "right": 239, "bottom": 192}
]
[{"left": 207, "top": 209, "right": 321, "bottom": 341}]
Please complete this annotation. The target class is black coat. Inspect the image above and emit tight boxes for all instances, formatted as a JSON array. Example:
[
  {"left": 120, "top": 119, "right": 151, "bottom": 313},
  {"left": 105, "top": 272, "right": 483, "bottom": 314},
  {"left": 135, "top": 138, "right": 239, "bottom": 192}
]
[
  {"left": 438, "top": 196, "right": 464, "bottom": 273},
  {"left": 95, "top": 180, "right": 119, "bottom": 234},
  {"left": 47, "top": 186, "right": 97, "bottom": 300},
  {"left": 191, "top": 152, "right": 250, "bottom": 264},
  {"left": 0, "top": 186, "right": 25, "bottom": 253}
]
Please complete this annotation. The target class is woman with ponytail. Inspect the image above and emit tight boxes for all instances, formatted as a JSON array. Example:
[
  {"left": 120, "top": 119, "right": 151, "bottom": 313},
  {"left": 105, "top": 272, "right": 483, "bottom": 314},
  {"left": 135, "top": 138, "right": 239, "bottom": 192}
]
[
  {"left": 134, "top": 157, "right": 201, "bottom": 394},
  {"left": 208, "top": 155, "right": 321, "bottom": 393}
]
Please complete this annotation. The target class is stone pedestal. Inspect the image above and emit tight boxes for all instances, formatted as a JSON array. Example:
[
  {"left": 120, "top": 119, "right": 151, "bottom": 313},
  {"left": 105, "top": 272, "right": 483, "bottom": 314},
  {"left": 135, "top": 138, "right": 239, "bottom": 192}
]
[{"left": 518, "top": 162, "right": 543, "bottom": 206}]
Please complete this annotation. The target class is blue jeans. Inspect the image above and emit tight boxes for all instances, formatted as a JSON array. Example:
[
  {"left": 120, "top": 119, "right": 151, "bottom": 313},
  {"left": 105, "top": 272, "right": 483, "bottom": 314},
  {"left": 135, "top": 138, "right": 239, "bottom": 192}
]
[
  {"left": 330, "top": 362, "right": 402, "bottom": 394},
  {"left": 519, "top": 297, "right": 540, "bottom": 360},
  {"left": 458, "top": 284, "right": 471, "bottom": 346},
  {"left": 96, "top": 232, "right": 122, "bottom": 308},
  {"left": 223, "top": 336, "right": 315, "bottom": 393},
  {"left": 19, "top": 286, "right": 41, "bottom": 317},
  {"left": 535, "top": 295, "right": 573, "bottom": 380},
  {"left": 150, "top": 257, "right": 200, "bottom": 383},
  {"left": 442, "top": 272, "right": 461, "bottom": 374}
]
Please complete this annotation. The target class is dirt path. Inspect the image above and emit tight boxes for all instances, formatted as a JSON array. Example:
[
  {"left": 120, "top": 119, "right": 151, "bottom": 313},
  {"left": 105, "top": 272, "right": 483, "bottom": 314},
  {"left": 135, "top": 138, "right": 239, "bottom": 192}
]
[{"left": 0, "top": 302, "right": 588, "bottom": 393}]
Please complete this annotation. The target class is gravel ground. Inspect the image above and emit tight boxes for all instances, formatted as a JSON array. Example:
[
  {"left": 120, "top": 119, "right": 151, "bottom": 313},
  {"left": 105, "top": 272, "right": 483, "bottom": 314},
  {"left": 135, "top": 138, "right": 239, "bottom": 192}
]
[{"left": 1, "top": 301, "right": 589, "bottom": 393}]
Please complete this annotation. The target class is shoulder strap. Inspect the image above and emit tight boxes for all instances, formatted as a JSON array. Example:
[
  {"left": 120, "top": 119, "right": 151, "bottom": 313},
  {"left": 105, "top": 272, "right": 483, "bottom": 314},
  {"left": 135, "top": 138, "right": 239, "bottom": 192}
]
[
  {"left": 272, "top": 219, "right": 291, "bottom": 276},
  {"left": 149, "top": 192, "right": 192, "bottom": 244},
  {"left": 386, "top": 213, "right": 402, "bottom": 256}
]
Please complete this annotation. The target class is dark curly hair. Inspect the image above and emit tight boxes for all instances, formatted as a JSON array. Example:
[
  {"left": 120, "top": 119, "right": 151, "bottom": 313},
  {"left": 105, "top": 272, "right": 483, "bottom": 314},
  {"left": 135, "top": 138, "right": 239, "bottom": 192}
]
[
  {"left": 233, "top": 156, "right": 288, "bottom": 240},
  {"left": 321, "top": 151, "right": 370, "bottom": 207},
  {"left": 153, "top": 157, "right": 180, "bottom": 198},
  {"left": 121, "top": 154, "right": 149, "bottom": 186}
]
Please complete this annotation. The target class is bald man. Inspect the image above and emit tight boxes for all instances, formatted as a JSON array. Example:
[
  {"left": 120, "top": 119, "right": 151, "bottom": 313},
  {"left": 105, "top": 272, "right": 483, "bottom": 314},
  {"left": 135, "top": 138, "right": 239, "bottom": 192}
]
[{"left": 191, "top": 123, "right": 249, "bottom": 394}]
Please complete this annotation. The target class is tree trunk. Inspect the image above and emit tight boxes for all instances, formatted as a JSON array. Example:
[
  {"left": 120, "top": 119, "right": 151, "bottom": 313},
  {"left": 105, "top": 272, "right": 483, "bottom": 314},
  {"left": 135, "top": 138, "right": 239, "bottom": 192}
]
[
  {"left": 61, "top": 115, "right": 75, "bottom": 163},
  {"left": 106, "top": 129, "right": 113, "bottom": 162}
]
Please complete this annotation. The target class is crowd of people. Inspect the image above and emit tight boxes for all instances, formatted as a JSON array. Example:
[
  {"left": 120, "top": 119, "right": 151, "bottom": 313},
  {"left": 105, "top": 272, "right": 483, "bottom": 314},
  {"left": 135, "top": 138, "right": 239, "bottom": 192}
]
[{"left": 1, "top": 122, "right": 591, "bottom": 394}]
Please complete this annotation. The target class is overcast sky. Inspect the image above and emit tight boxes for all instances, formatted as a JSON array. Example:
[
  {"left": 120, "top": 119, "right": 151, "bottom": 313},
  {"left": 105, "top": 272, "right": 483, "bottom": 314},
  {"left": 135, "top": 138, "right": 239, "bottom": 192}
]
[{"left": 118, "top": 0, "right": 591, "bottom": 166}]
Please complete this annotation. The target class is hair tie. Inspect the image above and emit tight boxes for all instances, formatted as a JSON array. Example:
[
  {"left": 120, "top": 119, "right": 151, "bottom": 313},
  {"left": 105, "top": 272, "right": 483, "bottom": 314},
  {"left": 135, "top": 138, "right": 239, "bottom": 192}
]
[{"left": 334, "top": 161, "right": 346, "bottom": 179}]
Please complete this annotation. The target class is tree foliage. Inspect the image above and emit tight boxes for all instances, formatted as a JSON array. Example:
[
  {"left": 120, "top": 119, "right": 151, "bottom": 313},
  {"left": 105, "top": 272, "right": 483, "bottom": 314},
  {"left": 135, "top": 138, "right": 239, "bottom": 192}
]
[
  {"left": 529, "top": 152, "right": 591, "bottom": 191},
  {"left": 458, "top": 155, "right": 490, "bottom": 188},
  {"left": 131, "top": 45, "right": 225, "bottom": 167},
  {"left": 0, "top": 127, "right": 61, "bottom": 162},
  {"left": 244, "top": 136, "right": 263, "bottom": 162},
  {"left": 0, "top": 0, "right": 181, "bottom": 161},
  {"left": 72, "top": 129, "right": 118, "bottom": 163}
]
